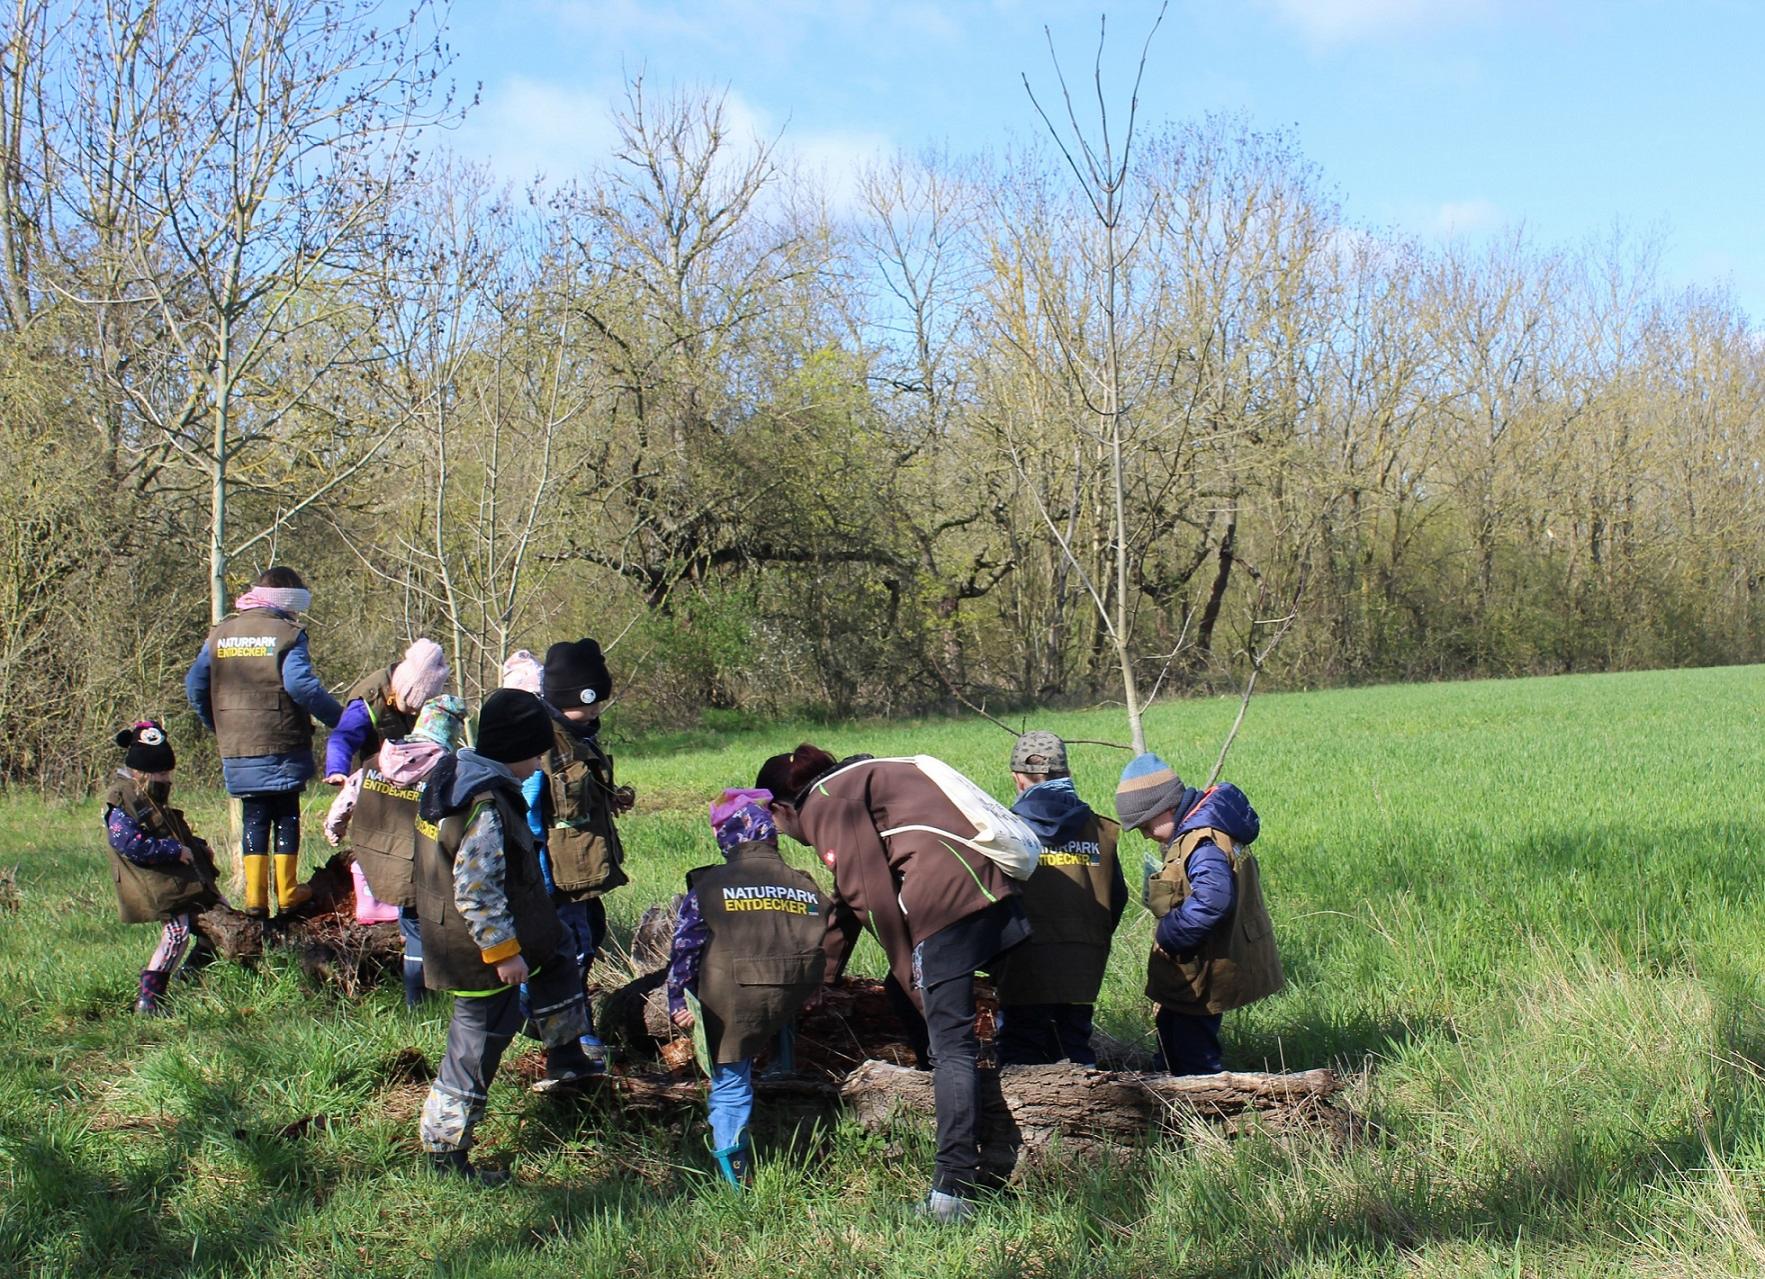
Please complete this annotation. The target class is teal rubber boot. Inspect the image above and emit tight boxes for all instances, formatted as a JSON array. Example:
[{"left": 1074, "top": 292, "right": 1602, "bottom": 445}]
[{"left": 712, "top": 1137, "right": 753, "bottom": 1187}]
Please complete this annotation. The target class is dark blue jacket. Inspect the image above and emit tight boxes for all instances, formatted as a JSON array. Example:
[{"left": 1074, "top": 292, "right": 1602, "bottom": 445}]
[
  {"left": 1155, "top": 783, "right": 1259, "bottom": 957},
  {"left": 185, "top": 622, "right": 343, "bottom": 795}
]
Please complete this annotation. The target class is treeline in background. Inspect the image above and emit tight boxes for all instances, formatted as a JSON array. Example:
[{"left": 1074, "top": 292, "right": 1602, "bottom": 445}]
[{"left": 1, "top": 0, "right": 1761, "bottom": 788}]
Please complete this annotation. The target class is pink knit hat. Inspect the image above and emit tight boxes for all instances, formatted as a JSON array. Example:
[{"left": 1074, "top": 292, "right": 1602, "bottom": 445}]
[
  {"left": 501, "top": 649, "right": 543, "bottom": 695},
  {"left": 390, "top": 638, "right": 449, "bottom": 713}
]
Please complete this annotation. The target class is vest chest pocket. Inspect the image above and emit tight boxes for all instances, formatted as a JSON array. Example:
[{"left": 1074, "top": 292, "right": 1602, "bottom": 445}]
[{"left": 733, "top": 950, "right": 825, "bottom": 986}]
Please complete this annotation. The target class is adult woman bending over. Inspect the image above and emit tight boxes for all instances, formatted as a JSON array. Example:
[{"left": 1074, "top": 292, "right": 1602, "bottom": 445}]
[{"left": 756, "top": 744, "right": 1029, "bottom": 1223}]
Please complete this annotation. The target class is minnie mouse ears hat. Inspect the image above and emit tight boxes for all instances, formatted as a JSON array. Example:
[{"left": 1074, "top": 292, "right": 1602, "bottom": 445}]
[
  {"left": 117, "top": 721, "right": 175, "bottom": 772},
  {"left": 543, "top": 638, "right": 612, "bottom": 708}
]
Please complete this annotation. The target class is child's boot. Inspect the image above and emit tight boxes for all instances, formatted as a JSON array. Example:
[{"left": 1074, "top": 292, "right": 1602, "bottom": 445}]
[
  {"left": 273, "top": 854, "right": 312, "bottom": 914},
  {"left": 426, "top": 1149, "right": 510, "bottom": 1187},
  {"left": 402, "top": 957, "right": 430, "bottom": 1009},
  {"left": 135, "top": 969, "right": 171, "bottom": 1016},
  {"left": 712, "top": 1134, "right": 753, "bottom": 1188},
  {"left": 242, "top": 854, "right": 271, "bottom": 919},
  {"left": 531, "top": 1040, "right": 595, "bottom": 1095}
]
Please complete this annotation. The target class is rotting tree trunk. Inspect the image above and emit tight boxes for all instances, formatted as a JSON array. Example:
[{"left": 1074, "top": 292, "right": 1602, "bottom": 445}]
[
  {"left": 192, "top": 851, "right": 405, "bottom": 996},
  {"left": 840, "top": 1060, "right": 1354, "bottom": 1170}
]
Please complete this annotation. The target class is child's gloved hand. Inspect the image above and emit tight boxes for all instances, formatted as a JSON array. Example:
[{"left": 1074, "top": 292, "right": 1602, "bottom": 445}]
[{"left": 611, "top": 785, "right": 636, "bottom": 815}]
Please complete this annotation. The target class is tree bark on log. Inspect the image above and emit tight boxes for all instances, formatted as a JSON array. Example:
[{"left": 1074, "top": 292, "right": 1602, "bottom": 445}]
[
  {"left": 838, "top": 1060, "right": 1354, "bottom": 1171},
  {"left": 190, "top": 852, "right": 405, "bottom": 995}
]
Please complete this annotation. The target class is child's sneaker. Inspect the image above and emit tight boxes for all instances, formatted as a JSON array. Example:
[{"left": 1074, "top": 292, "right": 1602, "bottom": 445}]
[{"left": 915, "top": 1189, "right": 976, "bottom": 1224}]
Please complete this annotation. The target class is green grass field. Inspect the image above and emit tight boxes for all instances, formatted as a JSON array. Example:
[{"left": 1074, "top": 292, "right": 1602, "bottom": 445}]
[{"left": 3, "top": 666, "right": 1764, "bottom": 1278}]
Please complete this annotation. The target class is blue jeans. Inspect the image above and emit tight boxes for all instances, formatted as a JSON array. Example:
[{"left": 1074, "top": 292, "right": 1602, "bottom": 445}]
[{"left": 708, "top": 1060, "right": 753, "bottom": 1150}]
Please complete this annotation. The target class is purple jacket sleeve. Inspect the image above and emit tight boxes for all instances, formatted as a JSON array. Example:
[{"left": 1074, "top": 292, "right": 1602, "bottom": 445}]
[
  {"left": 323, "top": 700, "right": 374, "bottom": 777},
  {"left": 666, "top": 890, "right": 708, "bottom": 1015},
  {"left": 1155, "top": 842, "right": 1237, "bottom": 956},
  {"left": 106, "top": 805, "right": 185, "bottom": 865}
]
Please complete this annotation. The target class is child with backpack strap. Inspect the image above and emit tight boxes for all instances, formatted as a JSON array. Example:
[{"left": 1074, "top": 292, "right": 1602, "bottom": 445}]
[
  {"left": 102, "top": 722, "right": 221, "bottom": 1015},
  {"left": 1114, "top": 752, "right": 1284, "bottom": 1075}
]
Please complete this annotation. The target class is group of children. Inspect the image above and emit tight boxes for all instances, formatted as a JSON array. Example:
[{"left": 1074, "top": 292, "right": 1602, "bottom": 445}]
[{"left": 103, "top": 564, "right": 1284, "bottom": 1213}]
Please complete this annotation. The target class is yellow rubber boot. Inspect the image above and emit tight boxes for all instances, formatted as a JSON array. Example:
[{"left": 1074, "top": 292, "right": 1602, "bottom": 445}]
[
  {"left": 242, "top": 854, "right": 271, "bottom": 918},
  {"left": 274, "top": 854, "right": 312, "bottom": 914}
]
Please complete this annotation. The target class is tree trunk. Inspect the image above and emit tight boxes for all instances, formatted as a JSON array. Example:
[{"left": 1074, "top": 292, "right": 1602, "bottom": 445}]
[{"left": 839, "top": 1060, "right": 1355, "bottom": 1170}]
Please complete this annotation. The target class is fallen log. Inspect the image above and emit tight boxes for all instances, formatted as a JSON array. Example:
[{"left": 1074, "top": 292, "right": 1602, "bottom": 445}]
[
  {"left": 839, "top": 1060, "right": 1355, "bottom": 1172},
  {"left": 191, "top": 852, "right": 405, "bottom": 995}
]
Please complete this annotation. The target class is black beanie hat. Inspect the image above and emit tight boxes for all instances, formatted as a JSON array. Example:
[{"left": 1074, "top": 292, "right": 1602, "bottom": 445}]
[
  {"left": 475, "top": 689, "right": 554, "bottom": 764},
  {"left": 543, "top": 638, "right": 612, "bottom": 709},
  {"left": 117, "top": 721, "right": 176, "bottom": 772}
]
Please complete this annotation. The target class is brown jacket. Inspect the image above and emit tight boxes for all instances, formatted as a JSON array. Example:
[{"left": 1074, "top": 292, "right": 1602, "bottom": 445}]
[
  {"left": 344, "top": 666, "right": 417, "bottom": 763},
  {"left": 803, "top": 757, "right": 1020, "bottom": 1003}
]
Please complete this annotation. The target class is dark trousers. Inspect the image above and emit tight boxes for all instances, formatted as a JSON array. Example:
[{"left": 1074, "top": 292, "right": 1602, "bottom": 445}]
[
  {"left": 418, "top": 948, "right": 588, "bottom": 1153},
  {"left": 921, "top": 971, "right": 981, "bottom": 1195},
  {"left": 1155, "top": 1006, "right": 1224, "bottom": 1075},
  {"left": 240, "top": 790, "right": 301, "bottom": 856},
  {"left": 552, "top": 896, "right": 607, "bottom": 974},
  {"left": 996, "top": 1003, "right": 1097, "bottom": 1066},
  {"left": 883, "top": 970, "right": 931, "bottom": 1067}
]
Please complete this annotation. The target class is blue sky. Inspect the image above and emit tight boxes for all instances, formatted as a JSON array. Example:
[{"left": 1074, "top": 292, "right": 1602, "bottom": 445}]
[{"left": 442, "top": 0, "right": 1765, "bottom": 321}]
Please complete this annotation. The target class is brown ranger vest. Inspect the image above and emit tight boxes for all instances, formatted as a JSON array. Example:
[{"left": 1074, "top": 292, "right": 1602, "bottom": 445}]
[
  {"left": 690, "top": 841, "right": 828, "bottom": 1063},
  {"left": 348, "top": 766, "right": 437, "bottom": 909},
  {"left": 345, "top": 666, "right": 417, "bottom": 762},
  {"left": 414, "top": 784, "right": 562, "bottom": 992},
  {"left": 205, "top": 609, "right": 312, "bottom": 758},
  {"left": 1144, "top": 826, "right": 1285, "bottom": 1015},
  {"left": 544, "top": 721, "right": 628, "bottom": 900},
  {"left": 994, "top": 813, "right": 1122, "bottom": 1007},
  {"left": 103, "top": 778, "right": 221, "bottom": 923}
]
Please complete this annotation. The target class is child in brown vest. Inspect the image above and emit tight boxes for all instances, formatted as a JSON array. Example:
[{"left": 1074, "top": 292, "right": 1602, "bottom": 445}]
[
  {"left": 994, "top": 731, "right": 1126, "bottom": 1065},
  {"left": 667, "top": 789, "right": 827, "bottom": 1185},
  {"left": 102, "top": 723, "right": 221, "bottom": 1014},
  {"left": 184, "top": 567, "right": 343, "bottom": 917},
  {"left": 1115, "top": 752, "right": 1283, "bottom": 1074},
  {"left": 324, "top": 695, "right": 467, "bottom": 1007},
  {"left": 412, "top": 689, "right": 596, "bottom": 1184}
]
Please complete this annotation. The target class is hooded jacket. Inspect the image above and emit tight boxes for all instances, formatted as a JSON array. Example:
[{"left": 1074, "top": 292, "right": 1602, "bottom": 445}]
[
  {"left": 994, "top": 777, "right": 1126, "bottom": 1007},
  {"left": 412, "top": 749, "right": 562, "bottom": 992},
  {"left": 1145, "top": 782, "right": 1282, "bottom": 1014},
  {"left": 805, "top": 756, "right": 1021, "bottom": 1005},
  {"left": 1154, "top": 784, "right": 1258, "bottom": 956}
]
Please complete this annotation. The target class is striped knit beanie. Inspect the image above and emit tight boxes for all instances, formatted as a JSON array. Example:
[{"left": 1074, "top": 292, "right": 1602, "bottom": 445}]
[{"left": 1115, "top": 752, "right": 1187, "bottom": 832}]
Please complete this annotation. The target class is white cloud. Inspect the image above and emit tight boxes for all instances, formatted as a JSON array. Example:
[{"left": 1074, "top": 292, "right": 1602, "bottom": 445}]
[
  {"left": 448, "top": 77, "right": 892, "bottom": 212},
  {"left": 1259, "top": 0, "right": 1501, "bottom": 46},
  {"left": 453, "top": 75, "right": 624, "bottom": 186}
]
